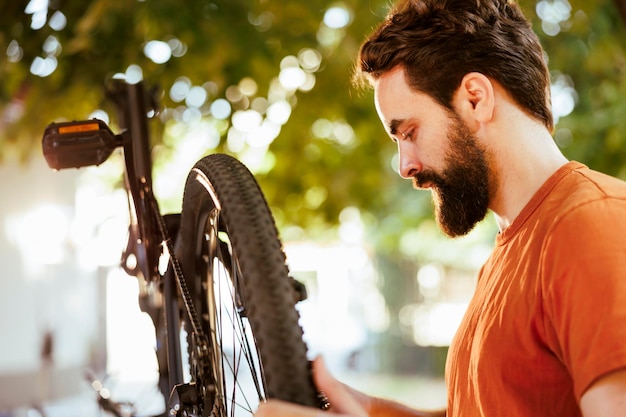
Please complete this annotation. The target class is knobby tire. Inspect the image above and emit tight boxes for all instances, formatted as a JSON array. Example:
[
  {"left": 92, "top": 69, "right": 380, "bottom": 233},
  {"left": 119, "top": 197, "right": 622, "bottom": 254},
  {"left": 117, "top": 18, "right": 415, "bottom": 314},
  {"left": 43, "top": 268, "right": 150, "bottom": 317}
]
[{"left": 174, "top": 153, "right": 319, "bottom": 416}]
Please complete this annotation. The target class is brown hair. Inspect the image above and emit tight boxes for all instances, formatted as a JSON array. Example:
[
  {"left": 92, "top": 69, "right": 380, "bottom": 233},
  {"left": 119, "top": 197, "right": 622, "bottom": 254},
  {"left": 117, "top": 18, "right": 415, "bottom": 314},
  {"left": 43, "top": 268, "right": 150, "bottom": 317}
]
[{"left": 356, "top": 0, "right": 553, "bottom": 130}]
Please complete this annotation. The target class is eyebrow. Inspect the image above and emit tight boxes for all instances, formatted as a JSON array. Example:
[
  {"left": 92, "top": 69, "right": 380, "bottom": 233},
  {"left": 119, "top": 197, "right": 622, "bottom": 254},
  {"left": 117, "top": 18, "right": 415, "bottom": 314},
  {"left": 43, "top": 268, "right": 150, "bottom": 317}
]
[{"left": 388, "top": 118, "right": 405, "bottom": 136}]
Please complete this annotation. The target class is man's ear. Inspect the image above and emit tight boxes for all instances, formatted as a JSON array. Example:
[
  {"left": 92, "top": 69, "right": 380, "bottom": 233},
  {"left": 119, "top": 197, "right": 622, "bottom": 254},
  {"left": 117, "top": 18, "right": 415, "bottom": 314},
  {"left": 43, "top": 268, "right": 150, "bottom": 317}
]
[{"left": 452, "top": 72, "right": 495, "bottom": 128}]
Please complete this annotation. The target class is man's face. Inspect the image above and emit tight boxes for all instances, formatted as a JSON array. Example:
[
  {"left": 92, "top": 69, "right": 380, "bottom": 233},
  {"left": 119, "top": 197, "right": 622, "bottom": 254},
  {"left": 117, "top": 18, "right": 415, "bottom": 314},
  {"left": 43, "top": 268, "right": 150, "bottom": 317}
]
[{"left": 374, "top": 67, "right": 493, "bottom": 237}]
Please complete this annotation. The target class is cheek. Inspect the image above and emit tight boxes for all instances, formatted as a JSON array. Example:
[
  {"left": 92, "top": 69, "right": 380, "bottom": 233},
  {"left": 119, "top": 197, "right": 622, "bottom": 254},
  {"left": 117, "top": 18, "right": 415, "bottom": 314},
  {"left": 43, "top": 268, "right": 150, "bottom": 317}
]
[{"left": 417, "top": 130, "right": 450, "bottom": 166}]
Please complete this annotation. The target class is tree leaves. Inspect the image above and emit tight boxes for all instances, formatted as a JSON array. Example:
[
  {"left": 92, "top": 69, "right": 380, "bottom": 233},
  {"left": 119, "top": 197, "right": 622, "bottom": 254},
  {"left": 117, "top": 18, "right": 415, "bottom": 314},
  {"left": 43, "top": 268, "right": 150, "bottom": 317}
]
[{"left": 1, "top": 0, "right": 625, "bottom": 252}]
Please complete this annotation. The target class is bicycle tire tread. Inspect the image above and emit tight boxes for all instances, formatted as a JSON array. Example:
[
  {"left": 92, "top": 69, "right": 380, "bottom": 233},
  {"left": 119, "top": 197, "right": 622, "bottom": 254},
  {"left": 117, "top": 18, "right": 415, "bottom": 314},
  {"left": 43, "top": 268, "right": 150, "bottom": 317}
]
[{"left": 177, "top": 153, "right": 318, "bottom": 409}]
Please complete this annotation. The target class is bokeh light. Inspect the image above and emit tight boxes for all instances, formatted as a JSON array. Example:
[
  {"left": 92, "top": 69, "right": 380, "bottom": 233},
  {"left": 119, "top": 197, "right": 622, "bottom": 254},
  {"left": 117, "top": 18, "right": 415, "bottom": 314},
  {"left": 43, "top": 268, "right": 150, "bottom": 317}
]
[
  {"left": 536, "top": 0, "right": 572, "bottom": 36},
  {"left": 144, "top": 40, "right": 172, "bottom": 64},
  {"left": 323, "top": 5, "right": 352, "bottom": 29}
]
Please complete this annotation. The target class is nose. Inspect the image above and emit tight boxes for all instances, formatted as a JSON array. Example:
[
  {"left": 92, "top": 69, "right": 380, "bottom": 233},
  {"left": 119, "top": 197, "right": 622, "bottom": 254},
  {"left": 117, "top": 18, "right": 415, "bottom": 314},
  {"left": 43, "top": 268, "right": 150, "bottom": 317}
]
[{"left": 397, "top": 141, "right": 422, "bottom": 179}]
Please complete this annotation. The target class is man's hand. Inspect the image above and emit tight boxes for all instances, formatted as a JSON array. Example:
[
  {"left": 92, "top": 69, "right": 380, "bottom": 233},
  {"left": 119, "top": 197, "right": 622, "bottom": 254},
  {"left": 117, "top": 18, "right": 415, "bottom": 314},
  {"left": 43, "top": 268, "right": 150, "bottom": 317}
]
[
  {"left": 255, "top": 357, "right": 369, "bottom": 417},
  {"left": 255, "top": 357, "right": 445, "bottom": 417}
]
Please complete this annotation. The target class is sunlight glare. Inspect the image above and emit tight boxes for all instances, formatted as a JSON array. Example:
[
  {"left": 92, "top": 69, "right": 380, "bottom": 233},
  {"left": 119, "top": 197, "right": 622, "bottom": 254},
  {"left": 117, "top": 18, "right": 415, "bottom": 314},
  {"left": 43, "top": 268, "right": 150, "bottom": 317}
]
[
  {"left": 7, "top": 40, "right": 24, "bottom": 63},
  {"left": 125, "top": 64, "right": 143, "bottom": 84},
  {"left": 48, "top": 10, "right": 67, "bottom": 31},
  {"left": 6, "top": 204, "right": 69, "bottom": 268},
  {"left": 232, "top": 110, "right": 263, "bottom": 133},
  {"left": 170, "top": 77, "right": 192, "bottom": 102},
  {"left": 25, "top": 0, "right": 49, "bottom": 30},
  {"left": 144, "top": 40, "right": 172, "bottom": 64},
  {"left": 185, "top": 86, "right": 208, "bottom": 108},
  {"left": 266, "top": 100, "right": 291, "bottom": 126},
  {"left": 298, "top": 48, "right": 322, "bottom": 72},
  {"left": 30, "top": 56, "right": 57, "bottom": 78},
  {"left": 323, "top": 6, "right": 352, "bottom": 29},
  {"left": 88, "top": 109, "right": 110, "bottom": 125},
  {"left": 211, "top": 99, "right": 232, "bottom": 120},
  {"left": 279, "top": 67, "right": 306, "bottom": 91}
]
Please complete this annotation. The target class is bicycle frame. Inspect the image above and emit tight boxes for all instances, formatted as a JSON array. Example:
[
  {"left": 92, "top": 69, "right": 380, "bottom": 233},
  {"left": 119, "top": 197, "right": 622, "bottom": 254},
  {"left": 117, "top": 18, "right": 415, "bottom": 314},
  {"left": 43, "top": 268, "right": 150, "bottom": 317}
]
[
  {"left": 42, "top": 79, "right": 186, "bottom": 411},
  {"left": 42, "top": 78, "right": 323, "bottom": 416}
]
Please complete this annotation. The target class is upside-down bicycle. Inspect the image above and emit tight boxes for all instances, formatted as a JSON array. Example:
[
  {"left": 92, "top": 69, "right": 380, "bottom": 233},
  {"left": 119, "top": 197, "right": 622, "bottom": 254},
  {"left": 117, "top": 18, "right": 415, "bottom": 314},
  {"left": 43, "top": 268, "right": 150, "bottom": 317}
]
[{"left": 42, "top": 78, "right": 324, "bottom": 416}]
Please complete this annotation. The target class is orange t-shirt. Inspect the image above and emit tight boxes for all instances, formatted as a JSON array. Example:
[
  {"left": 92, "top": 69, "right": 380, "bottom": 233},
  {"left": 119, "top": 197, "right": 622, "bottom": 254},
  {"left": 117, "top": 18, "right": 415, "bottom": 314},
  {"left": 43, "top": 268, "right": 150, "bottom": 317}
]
[{"left": 446, "top": 161, "right": 626, "bottom": 416}]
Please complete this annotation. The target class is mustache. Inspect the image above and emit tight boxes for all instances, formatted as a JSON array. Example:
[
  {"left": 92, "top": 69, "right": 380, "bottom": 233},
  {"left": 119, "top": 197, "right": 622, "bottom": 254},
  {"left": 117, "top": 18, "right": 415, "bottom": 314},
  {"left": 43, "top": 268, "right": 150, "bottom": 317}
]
[{"left": 413, "top": 170, "right": 445, "bottom": 189}]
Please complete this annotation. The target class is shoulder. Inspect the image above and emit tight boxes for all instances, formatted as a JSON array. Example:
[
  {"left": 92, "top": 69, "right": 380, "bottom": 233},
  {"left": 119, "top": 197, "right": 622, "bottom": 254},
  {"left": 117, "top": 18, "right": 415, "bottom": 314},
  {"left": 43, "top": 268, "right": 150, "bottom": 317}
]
[
  {"left": 567, "top": 163, "right": 626, "bottom": 201},
  {"left": 534, "top": 164, "right": 626, "bottom": 404},
  {"left": 544, "top": 163, "right": 626, "bottom": 241},
  {"left": 539, "top": 165, "right": 626, "bottom": 280},
  {"left": 557, "top": 163, "right": 626, "bottom": 207}
]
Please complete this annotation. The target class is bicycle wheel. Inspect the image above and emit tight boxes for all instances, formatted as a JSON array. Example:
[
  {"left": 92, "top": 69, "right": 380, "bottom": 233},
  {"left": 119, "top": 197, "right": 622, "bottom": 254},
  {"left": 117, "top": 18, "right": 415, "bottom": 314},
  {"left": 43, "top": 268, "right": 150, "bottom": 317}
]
[{"left": 174, "top": 153, "right": 319, "bottom": 416}]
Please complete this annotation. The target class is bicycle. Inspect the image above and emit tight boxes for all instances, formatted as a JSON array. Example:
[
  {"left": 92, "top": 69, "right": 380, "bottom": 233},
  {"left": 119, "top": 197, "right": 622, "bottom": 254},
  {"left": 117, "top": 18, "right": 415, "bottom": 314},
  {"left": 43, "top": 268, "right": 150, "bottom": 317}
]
[{"left": 41, "top": 78, "right": 325, "bottom": 416}]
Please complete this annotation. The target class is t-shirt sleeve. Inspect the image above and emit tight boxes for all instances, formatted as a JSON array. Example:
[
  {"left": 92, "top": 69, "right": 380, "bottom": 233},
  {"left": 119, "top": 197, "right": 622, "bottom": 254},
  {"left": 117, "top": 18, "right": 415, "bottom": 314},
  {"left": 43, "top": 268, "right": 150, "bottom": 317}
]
[{"left": 541, "top": 197, "right": 626, "bottom": 400}]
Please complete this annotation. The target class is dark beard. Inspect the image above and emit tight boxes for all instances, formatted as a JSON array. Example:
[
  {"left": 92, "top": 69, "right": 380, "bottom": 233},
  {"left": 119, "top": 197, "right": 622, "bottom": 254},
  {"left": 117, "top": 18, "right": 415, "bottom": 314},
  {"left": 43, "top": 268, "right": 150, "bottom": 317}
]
[{"left": 414, "top": 116, "right": 492, "bottom": 237}]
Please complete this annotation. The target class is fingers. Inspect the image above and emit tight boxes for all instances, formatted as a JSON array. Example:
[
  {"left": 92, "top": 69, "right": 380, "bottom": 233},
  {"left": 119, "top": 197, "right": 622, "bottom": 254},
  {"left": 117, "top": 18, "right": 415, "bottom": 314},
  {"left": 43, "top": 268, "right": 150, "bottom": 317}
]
[
  {"left": 256, "top": 399, "right": 340, "bottom": 417},
  {"left": 312, "top": 357, "right": 369, "bottom": 417},
  {"left": 254, "top": 357, "right": 369, "bottom": 417}
]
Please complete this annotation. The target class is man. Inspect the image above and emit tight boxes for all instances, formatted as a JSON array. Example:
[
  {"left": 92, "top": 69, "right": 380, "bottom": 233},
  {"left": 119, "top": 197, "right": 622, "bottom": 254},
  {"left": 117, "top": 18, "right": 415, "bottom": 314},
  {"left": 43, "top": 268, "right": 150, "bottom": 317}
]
[{"left": 256, "top": 0, "right": 626, "bottom": 415}]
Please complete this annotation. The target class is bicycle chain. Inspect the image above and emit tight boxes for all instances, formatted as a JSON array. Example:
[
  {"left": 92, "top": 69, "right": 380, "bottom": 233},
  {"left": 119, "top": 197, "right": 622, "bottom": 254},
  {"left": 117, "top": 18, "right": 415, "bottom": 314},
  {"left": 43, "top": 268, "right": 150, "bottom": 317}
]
[{"left": 147, "top": 186, "right": 214, "bottom": 416}]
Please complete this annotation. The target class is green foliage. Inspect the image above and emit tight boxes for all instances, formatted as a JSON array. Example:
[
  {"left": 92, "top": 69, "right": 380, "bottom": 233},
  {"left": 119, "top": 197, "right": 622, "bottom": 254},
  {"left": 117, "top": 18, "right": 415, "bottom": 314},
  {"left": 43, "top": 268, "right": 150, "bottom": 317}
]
[
  {"left": 529, "top": 0, "right": 626, "bottom": 177},
  {"left": 1, "top": 0, "right": 625, "bottom": 258}
]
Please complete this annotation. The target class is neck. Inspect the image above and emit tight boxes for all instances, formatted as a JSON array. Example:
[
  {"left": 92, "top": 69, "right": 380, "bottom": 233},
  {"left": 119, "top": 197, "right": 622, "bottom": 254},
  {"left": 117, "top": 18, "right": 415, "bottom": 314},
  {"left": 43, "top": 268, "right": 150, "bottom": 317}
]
[{"left": 489, "top": 122, "right": 568, "bottom": 232}]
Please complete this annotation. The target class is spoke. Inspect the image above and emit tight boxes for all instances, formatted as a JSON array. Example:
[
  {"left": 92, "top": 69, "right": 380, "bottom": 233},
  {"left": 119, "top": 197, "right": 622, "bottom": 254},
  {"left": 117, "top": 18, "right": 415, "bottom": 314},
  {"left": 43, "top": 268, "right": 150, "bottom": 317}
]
[
  {"left": 201, "top": 208, "right": 269, "bottom": 416},
  {"left": 241, "top": 326, "right": 264, "bottom": 401},
  {"left": 207, "top": 229, "right": 266, "bottom": 416},
  {"left": 218, "top": 286, "right": 263, "bottom": 391},
  {"left": 214, "top": 266, "right": 259, "bottom": 415}
]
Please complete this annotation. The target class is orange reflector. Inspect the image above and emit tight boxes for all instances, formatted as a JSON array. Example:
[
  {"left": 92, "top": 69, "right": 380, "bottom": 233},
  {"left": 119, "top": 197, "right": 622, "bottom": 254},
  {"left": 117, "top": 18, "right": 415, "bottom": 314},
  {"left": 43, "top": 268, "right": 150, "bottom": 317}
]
[{"left": 58, "top": 122, "right": 100, "bottom": 134}]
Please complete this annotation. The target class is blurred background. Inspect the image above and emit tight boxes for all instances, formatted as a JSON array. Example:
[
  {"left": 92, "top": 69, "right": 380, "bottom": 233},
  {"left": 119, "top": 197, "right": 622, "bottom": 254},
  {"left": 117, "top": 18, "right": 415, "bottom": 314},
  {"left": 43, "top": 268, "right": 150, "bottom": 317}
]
[{"left": 1, "top": 0, "right": 625, "bottom": 415}]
